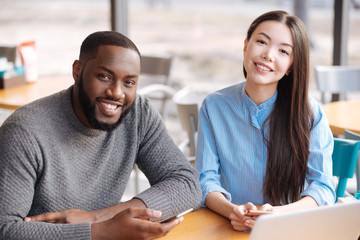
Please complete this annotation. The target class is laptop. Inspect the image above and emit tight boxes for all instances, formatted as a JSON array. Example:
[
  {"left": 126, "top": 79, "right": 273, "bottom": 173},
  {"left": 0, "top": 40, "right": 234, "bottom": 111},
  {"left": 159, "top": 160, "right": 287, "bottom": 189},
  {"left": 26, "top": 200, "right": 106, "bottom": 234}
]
[{"left": 249, "top": 201, "right": 360, "bottom": 240}]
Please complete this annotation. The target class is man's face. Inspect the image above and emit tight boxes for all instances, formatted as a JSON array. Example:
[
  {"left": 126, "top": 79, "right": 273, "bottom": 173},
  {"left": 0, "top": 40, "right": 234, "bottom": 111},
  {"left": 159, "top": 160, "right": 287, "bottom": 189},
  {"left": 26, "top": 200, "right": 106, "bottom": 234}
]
[{"left": 72, "top": 45, "right": 140, "bottom": 131}]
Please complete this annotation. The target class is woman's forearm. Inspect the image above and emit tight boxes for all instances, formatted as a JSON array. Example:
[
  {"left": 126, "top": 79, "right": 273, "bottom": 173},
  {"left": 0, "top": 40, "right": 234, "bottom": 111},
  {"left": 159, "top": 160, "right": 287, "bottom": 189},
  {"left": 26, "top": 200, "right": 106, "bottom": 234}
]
[
  {"left": 273, "top": 196, "right": 318, "bottom": 213},
  {"left": 204, "top": 191, "right": 237, "bottom": 219}
]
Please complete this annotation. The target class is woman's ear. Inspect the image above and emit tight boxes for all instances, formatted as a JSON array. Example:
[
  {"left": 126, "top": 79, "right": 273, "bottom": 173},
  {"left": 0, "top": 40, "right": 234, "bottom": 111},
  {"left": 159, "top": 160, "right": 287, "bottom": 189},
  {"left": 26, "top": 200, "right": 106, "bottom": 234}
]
[
  {"left": 72, "top": 60, "right": 81, "bottom": 83},
  {"left": 286, "top": 68, "right": 292, "bottom": 76},
  {"left": 243, "top": 39, "right": 247, "bottom": 56}
]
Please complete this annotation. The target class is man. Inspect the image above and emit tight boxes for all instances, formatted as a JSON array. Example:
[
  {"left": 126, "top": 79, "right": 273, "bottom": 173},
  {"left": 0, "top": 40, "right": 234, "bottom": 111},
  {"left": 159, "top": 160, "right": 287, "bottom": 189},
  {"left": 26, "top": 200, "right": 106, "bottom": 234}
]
[{"left": 0, "top": 31, "right": 201, "bottom": 239}]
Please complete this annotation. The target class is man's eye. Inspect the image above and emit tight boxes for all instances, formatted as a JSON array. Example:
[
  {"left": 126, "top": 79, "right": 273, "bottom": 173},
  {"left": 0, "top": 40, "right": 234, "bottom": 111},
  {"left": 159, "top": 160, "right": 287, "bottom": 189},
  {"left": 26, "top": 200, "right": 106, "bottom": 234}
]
[
  {"left": 125, "top": 80, "right": 136, "bottom": 86},
  {"left": 98, "top": 74, "right": 110, "bottom": 80}
]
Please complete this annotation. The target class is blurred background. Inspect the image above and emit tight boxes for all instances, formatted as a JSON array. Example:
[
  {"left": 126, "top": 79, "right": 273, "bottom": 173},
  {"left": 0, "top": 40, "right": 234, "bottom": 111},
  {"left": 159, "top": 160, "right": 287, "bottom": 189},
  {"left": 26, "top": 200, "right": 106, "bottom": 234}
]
[
  {"left": 1, "top": 0, "right": 360, "bottom": 198},
  {"left": 1, "top": 0, "right": 359, "bottom": 92}
]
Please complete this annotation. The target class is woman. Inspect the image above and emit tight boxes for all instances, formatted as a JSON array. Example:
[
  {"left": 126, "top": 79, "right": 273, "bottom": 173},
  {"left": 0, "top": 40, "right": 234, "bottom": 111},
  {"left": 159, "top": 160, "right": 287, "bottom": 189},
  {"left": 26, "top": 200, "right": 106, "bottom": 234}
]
[{"left": 195, "top": 10, "right": 336, "bottom": 231}]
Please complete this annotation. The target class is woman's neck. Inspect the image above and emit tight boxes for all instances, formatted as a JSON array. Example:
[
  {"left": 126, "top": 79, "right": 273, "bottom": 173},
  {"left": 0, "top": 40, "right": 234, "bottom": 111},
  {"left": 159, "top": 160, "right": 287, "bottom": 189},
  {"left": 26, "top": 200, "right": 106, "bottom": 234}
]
[{"left": 244, "top": 81, "right": 278, "bottom": 106}]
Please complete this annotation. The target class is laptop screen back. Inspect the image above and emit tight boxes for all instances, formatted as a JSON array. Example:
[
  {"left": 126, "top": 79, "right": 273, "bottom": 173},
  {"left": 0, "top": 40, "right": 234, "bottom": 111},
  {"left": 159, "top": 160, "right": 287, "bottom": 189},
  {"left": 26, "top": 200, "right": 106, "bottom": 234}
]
[{"left": 250, "top": 201, "right": 360, "bottom": 240}]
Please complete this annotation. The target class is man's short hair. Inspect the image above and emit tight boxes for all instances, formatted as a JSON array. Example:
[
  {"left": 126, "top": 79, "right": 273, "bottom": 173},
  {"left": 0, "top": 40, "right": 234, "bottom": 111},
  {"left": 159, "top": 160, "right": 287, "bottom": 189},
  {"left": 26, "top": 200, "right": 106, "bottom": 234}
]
[{"left": 79, "top": 31, "right": 141, "bottom": 62}]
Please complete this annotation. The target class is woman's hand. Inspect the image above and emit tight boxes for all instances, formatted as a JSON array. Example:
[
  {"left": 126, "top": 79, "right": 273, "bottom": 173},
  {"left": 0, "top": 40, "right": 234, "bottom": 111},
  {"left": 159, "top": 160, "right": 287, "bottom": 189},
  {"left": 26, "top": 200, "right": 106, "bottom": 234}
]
[
  {"left": 229, "top": 202, "right": 257, "bottom": 231},
  {"left": 259, "top": 203, "right": 276, "bottom": 213}
]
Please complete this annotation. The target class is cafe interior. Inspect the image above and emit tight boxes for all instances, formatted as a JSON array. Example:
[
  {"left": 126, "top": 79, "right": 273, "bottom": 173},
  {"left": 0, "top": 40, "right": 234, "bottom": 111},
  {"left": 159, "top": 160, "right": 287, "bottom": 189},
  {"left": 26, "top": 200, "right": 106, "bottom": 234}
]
[{"left": 0, "top": 0, "right": 359, "bottom": 239}]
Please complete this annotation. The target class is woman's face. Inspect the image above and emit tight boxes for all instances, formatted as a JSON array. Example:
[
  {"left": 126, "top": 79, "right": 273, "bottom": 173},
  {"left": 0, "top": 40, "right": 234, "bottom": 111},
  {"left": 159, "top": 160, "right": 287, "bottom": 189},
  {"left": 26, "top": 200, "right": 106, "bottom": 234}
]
[{"left": 243, "top": 20, "right": 294, "bottom": 91}]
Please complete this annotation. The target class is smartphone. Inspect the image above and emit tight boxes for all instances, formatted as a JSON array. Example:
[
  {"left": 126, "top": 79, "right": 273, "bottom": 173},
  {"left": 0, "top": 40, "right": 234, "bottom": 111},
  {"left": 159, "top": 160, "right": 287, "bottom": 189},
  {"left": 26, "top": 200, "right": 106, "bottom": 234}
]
[
  {"left": 159, "top": 208, "right": 194, "bottom": 223},
  {"left": 245, "top": 209, "right": 272, "bottom": 216}
]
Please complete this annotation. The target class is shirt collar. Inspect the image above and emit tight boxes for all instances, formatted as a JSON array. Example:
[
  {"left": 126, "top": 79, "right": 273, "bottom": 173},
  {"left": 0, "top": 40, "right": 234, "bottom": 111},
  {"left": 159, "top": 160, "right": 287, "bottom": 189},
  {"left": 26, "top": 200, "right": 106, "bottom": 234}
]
[{"left": 240, "top": 84, "right": 278, "bottom": 115}]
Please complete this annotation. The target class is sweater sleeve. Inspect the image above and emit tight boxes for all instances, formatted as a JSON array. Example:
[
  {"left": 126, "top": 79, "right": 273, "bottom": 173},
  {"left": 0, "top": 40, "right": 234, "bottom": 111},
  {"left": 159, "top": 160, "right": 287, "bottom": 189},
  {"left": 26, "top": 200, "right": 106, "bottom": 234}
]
[
  {"left": 134, "top": 99, "right": 202, "bottom": 221},
  {"left": 0, "top": 123, "right": 92, "bottom": 240}
]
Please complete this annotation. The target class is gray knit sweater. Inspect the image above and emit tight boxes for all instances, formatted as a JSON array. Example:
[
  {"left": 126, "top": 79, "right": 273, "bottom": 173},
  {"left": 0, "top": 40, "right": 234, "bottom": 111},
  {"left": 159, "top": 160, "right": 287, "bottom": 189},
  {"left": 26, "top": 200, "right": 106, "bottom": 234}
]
[{"left": 0, "top": 86, "right": 201, "bottom": 240}]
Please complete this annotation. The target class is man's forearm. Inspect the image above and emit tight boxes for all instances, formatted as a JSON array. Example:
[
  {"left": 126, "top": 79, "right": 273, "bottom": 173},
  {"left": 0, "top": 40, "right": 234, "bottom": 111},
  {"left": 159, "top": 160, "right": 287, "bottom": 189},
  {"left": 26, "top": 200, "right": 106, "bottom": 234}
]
[{"left": 92, "top": 198, "right": 147, "bottom": 222}]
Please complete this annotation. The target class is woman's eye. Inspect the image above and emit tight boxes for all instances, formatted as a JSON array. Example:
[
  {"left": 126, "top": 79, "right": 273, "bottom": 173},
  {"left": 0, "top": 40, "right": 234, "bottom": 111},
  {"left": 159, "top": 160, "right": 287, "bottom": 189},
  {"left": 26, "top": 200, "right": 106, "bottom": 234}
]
[
  {"left": 280, "top": 49, "right": 289, "bottom": 55},
  {"left": 257, "top": 40, "right": 266, "bottom": 45}
]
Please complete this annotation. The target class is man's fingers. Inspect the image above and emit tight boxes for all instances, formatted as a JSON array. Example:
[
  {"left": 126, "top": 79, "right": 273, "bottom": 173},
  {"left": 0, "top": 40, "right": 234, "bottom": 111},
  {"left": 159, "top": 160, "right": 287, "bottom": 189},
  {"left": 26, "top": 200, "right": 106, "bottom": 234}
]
[
  {"left": 159, "top": 216, "right": 182, "bottom": 230},
  {"left": 128, "top": 208, "right": 162, "bottom": 219},
  {"left": 146, "top": 216, "right": 182, "bottom": 238},
  {"left": 132, "top": 208, "right": 183, "bottom": 229},
  {"left": 24, "top": 211, "right": 63, "bottom": 223}
]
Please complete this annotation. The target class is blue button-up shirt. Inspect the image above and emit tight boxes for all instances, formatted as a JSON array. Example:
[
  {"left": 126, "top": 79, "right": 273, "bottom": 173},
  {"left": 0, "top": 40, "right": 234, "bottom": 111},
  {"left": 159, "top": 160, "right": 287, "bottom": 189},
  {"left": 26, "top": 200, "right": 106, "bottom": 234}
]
[{"left": 196, "top": 82, "right": 336, "bottom": 206}]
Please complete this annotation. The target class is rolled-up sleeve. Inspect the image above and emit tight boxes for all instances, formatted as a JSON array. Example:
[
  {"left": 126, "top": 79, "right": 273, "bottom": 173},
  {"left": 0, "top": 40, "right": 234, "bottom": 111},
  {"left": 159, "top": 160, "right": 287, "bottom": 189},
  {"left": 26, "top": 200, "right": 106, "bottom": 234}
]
[{"left": 196, "top": 101, "right": 231, "bottom": 205}]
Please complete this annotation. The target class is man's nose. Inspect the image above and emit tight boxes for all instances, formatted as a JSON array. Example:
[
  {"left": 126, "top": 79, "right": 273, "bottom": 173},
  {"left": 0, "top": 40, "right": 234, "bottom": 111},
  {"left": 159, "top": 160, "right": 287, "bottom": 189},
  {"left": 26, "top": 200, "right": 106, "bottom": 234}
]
[{"left": 106, "top": 81, "right": 125, "bottom": 100}]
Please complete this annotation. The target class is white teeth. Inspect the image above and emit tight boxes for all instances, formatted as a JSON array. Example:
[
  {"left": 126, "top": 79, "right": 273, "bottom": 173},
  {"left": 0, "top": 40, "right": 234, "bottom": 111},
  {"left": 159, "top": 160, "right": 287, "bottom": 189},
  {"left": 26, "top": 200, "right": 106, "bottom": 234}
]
[
  {"left": 256, "top": 64, "right": 270, "bottom": 71},
  {"left": 103, "top": 103, "right": 117, "bottom": 110}
]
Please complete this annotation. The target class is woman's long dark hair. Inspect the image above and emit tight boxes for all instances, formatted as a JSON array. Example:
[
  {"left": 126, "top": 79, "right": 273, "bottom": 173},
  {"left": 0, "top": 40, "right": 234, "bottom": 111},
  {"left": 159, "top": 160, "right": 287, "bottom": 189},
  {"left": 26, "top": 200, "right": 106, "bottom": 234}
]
[{"left": 243, "top": 11, "right": 314, "bottom": 205}]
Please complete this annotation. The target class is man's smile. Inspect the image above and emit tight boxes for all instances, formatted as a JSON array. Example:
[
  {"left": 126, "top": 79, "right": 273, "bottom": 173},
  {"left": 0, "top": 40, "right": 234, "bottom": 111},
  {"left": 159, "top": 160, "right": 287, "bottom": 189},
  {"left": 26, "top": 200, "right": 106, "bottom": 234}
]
[{"left": 97, "top": 99, "right": 125, "bottom": 117}]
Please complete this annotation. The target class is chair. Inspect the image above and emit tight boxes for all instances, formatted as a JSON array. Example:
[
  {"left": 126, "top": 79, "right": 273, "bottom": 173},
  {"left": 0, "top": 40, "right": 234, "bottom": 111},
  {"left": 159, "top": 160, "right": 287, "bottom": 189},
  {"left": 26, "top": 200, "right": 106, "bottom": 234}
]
[
  {"left": 135, "top": 54, "right": 173, "bottom": 194},
  {"left": 138, "top": 84, "right": 176, "bottom": 117},
  {"left": 173, "top": 87, "right": 206, "bottom": 165},
  {"left": 344, "top": 129, "right": 360, "bottom": 192},
  {"left": 138, "top": 54, "right": 173, "bottom": 117},
  {"left": 315, "top": 65, "right": 360, "bottom": 104},
  {"left": 332, "top": 138, "right": 360, "bottom": 200}
]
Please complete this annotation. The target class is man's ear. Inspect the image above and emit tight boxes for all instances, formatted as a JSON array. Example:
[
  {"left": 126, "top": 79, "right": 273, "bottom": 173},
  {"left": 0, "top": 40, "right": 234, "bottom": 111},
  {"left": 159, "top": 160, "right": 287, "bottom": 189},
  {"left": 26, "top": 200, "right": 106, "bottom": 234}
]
[{"left": 72, "top": 60, "right": 81, "bottom": 83}]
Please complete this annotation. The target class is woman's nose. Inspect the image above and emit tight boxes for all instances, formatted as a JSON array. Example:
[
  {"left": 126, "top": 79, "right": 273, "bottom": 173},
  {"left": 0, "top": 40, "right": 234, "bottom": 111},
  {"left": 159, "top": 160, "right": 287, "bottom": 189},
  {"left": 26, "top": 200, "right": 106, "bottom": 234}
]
[{"left": 262, "top": 48, "right": 275, "bottom": 62}]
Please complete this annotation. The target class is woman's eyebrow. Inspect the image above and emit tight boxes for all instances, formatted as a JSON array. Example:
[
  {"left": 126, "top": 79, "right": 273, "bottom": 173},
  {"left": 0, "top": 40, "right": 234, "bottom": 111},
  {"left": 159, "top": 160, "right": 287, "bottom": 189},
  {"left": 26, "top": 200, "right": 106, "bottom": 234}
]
[
  {"left": 259, "top": 32, "right": 271, "bottom": 40},
  {"left": 258, "top": 32, "right": 293, "bottom": 48}
]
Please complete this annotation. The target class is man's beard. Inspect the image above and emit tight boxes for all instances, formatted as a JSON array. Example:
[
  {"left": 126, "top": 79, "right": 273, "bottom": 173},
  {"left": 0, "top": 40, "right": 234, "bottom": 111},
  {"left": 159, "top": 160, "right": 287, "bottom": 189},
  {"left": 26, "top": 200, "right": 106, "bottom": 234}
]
[{"left": 78, "top": 74, "right": 133, "bottom": 131}]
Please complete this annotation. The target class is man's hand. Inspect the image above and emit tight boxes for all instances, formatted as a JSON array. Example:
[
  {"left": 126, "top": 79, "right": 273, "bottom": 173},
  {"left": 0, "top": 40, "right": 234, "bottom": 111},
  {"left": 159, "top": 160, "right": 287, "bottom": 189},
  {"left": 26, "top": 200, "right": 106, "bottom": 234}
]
[
  {"left": 24, "top": 198, "right": 148, "bottom": 224},
  {"left": 92, "top": 208, "right": 182, "bottom": 240},
  {"left": 24, "top": 209, "right": 96, "bottom": 224}
]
